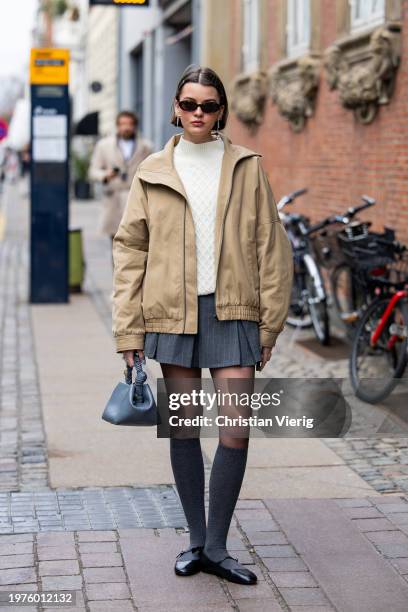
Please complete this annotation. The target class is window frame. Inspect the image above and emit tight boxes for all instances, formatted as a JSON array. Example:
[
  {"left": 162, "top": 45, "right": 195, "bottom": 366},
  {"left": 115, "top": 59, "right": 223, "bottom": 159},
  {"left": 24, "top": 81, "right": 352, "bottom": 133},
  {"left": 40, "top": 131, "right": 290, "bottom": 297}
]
[
  {"left": 286, "top": 0, "right": 311, "bottom": 59},
  {"left": 242, "top": 0, "right": 260, "bottom": 72},
  {"left": 349, "top": 0, "right": 385, "bottom": 34}
]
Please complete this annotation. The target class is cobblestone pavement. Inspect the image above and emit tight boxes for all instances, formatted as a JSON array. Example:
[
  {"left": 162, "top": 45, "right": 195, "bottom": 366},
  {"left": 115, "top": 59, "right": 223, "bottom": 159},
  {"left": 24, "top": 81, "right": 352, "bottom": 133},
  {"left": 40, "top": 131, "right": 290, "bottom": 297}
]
[
  {"left": 0, "top": 217, "right": 48, "bottom": 492},
  {"left": 0, "top": 487, "right": 186, "bottom": 534}
]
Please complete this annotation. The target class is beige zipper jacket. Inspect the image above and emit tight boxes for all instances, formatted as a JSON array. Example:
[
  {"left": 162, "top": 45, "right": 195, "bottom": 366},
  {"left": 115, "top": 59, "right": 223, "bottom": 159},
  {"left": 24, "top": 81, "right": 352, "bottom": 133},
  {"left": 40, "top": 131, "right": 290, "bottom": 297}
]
[{"left": 112, "top": 132, "right": 294, "bottom": 352}]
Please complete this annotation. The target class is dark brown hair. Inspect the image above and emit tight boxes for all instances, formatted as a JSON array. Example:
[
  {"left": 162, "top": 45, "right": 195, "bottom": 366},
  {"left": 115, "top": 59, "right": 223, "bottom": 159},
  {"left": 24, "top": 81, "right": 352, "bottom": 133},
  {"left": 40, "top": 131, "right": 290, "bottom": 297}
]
[
  {"left": 116, "top": 110, "right": 139, "bottom": 126},
  {"left": 170, "top": 64, "right": 229, "bottom": 131}
]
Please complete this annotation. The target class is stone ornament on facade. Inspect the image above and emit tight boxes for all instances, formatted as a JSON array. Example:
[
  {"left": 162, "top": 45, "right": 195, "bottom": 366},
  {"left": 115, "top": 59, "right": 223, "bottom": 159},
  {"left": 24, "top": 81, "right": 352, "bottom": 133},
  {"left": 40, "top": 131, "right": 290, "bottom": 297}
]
[
  {"left": 268, "top": 55, "right": 320, "bottom": 133},
  {"left": 324, "top": 24, "right": 401, "bottom": 124},
  {"left": 230, "top": 71, "right": 268, "bottom": 133}
]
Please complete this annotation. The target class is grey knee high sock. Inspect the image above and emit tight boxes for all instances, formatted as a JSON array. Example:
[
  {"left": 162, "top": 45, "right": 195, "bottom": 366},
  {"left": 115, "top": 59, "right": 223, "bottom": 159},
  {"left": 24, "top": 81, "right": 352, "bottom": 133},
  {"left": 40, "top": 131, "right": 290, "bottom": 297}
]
[
  {"left": 204, "top": 443, "right": 248, "bottom": 562},
  {"left": 170, "top": 438, "right": 206, "bottom": 549}
]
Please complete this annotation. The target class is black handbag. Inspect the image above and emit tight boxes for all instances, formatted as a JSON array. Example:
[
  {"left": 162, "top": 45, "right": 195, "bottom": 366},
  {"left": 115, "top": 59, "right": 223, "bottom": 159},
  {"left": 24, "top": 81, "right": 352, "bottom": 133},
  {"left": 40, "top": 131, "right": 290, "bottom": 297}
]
[{"left": 102, "top": 353, "right": 159, "bottom": 426}]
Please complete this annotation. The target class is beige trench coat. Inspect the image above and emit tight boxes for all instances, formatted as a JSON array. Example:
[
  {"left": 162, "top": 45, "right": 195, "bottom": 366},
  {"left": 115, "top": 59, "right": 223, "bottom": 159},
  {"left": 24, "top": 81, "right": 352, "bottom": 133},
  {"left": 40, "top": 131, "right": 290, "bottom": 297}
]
[{"left": 89, "top": 133, "right": 153, "bottom": 236}]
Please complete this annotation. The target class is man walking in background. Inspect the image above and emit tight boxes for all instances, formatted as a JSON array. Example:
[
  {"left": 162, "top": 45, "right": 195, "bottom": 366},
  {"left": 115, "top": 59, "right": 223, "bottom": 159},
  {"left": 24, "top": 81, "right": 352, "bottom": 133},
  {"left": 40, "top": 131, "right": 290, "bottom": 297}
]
[{"left": 89, "top": 111, "right": 153, "bottom": 261}]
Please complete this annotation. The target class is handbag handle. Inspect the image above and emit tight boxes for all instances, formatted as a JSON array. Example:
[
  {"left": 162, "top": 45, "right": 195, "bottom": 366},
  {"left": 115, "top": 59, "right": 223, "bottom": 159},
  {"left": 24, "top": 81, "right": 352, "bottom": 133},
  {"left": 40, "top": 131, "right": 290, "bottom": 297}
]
[{"left": 124, "top": 353, "right": 147, "bottom": 404}]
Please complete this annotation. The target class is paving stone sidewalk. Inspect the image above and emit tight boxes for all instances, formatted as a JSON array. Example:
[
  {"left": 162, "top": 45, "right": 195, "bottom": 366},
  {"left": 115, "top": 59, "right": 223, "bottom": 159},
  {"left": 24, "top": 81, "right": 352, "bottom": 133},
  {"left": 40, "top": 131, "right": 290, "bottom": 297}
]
[
  {"left": 2, "top": 496, "right": 408, "bottom": 611},
  {"left": 2, "top": 182, "right": 408, "bottom": 610}
]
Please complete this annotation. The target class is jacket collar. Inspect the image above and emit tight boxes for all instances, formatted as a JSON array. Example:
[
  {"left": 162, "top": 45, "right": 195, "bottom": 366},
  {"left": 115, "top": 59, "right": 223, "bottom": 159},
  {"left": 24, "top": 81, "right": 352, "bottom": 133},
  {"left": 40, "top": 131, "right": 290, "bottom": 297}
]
[{"left": 135, "top": 132, "right": 261, "bottom": 200}]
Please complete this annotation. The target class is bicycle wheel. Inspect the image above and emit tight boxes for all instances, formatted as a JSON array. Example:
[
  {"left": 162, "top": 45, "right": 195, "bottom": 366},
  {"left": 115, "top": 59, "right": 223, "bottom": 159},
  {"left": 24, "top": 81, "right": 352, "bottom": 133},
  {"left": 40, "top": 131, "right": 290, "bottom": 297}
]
[
  {"left": 331, "top": 263, "right": 366, "bottom": 336},
  {"left": 350, "top": 297, "right": 408, "bottom": 404},
  {"left": 305, "top": 269, "right": 330, "bottom": 345},
  {"left": 286, "top": 271, "right": 313, "bottom": 328}
]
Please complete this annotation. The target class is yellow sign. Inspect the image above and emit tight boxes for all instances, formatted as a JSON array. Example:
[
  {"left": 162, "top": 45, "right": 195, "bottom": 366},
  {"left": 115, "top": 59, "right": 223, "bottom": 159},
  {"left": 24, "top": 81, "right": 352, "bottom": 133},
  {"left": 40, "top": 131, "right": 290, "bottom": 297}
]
[
  {"left": 90, "top": 0, "right": 149, "bottom": 4},
  {"left": 30, "top": 49, "right": 69, "bottom": 85}
]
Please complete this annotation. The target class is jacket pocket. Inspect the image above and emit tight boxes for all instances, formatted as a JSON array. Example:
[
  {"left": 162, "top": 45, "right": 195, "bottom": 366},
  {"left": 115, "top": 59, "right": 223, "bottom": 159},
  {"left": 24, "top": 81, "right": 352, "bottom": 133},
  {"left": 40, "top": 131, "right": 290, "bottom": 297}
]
[
  {"left": 142, "top": 252, "right": 183, "bottom": 320},
  {"left": 247, "top": 233, "right": 260, "bottom": 297}
]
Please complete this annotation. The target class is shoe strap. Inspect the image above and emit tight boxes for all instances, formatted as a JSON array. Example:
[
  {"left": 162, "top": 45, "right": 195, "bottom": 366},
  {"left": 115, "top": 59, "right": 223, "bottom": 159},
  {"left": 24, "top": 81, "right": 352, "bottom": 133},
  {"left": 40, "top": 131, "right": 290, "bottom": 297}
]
[
  {"left": 177, "top": 545, "right": 203, "bottom": 558},
  {"left": 223, "top": 554, "right": 239, "bottom": 563}
]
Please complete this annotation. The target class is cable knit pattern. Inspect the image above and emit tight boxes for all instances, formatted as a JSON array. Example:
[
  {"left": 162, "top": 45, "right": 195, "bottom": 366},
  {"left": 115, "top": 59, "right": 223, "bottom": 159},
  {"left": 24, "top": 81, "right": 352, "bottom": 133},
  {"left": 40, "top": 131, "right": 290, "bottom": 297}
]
[{"left": 173, "top": 134, "right": 225, "bottom": 295}]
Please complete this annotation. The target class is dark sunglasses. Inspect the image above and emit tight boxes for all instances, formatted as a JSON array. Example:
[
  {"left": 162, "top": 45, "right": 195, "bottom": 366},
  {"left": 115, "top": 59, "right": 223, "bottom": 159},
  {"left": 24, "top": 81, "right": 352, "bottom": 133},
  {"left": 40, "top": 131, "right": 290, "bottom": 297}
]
[{"left": 178, "top": 99, "right": 222, "bottom": 114}]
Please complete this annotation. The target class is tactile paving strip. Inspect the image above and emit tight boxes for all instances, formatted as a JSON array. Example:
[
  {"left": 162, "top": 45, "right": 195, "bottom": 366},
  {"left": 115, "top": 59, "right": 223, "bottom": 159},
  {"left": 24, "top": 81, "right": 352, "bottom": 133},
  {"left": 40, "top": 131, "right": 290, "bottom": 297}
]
[{"left": 0, "top": 485, "right": 187, "bottom": 533}]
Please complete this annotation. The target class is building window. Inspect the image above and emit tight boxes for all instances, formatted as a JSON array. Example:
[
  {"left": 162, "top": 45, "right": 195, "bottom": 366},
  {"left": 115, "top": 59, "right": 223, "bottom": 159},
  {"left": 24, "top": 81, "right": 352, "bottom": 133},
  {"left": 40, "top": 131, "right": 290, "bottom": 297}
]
[
  {"left": 349, "top": 0, "right": 385, "bottom": 33},
  {"left": 287, "top": 0, "right": 311, "bottom": 58},
  {"left": 242, "top": 0, "right": 260, "bottom": 72}
]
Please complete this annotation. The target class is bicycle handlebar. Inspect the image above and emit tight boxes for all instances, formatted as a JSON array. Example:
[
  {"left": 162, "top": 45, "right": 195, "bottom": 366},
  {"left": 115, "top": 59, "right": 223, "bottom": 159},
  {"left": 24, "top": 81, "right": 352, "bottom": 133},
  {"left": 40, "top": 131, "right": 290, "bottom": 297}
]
[
  {"left": 291, "top": 188, "right": 308, "bottom": 199},
  {"left": 279, "top": 191, "right": 381, "bottom": 242},
  {"left": 345, "top": 198, "right": 375, "bottom": 219},
  {"left": 277, "top": 188, "right": 308, "bottom": 210},
  {"left": 361, "top": 195, "right": 376, "bottom": 206},
  {"left": 305, "top": 196, "right": 376, "bottom": 236}
]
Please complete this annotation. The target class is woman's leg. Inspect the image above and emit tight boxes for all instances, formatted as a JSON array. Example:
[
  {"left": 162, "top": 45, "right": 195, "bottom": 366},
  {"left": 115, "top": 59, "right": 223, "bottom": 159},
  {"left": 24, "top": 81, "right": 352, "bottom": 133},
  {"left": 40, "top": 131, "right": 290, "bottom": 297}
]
[
  {"left": 203, "top": 365, "right": 254, "bottom": 564},
  {"left": 161, "top": 363, "right": 206, "bottom": 550}
]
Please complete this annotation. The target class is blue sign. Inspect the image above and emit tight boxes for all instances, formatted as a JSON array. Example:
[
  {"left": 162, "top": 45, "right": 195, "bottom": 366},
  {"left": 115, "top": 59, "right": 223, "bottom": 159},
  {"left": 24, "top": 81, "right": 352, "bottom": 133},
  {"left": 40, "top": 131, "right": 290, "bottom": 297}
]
[{"left": 30, "top": 84, "right": 70, "bottom": 303}]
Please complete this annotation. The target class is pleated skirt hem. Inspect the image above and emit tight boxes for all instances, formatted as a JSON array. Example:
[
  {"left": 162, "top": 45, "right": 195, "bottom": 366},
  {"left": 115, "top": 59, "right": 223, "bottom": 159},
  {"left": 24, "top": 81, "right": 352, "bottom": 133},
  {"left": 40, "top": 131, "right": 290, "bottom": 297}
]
[{"left": 143, "top": 293, "right": 261, "bottom": 368}]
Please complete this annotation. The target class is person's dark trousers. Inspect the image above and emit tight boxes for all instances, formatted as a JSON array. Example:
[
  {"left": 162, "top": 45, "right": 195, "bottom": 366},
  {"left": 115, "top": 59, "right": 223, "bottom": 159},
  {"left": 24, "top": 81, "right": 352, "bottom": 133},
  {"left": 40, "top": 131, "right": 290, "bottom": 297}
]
[
  {"left": 170, "top": 437, "right": 207, "bottom": 549},
  {"left": 203, "top": 442, "right": 248, "bottom": 562}
]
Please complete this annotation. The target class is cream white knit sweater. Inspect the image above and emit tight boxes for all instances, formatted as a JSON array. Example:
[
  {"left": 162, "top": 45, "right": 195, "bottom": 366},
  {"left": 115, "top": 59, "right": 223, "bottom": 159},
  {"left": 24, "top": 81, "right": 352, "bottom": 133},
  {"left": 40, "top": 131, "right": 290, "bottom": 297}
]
[{"left": 173, "top": 134, "right": 225, "bottom": 295}]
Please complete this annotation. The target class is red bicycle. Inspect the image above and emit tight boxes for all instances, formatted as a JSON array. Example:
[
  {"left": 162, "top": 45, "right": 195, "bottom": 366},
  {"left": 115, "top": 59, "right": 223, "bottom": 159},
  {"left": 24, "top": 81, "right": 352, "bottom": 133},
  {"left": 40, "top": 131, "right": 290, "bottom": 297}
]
[{"left": 349, "top": 243, "right": 408, "bottom": 404}]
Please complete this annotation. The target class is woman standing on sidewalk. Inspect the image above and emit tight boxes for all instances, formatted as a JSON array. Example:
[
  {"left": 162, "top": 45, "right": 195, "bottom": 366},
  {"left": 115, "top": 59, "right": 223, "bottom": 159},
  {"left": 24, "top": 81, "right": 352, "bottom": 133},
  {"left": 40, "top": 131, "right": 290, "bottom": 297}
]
[{"left": 112, "top": 65, "right": 293, "bottom": 585}]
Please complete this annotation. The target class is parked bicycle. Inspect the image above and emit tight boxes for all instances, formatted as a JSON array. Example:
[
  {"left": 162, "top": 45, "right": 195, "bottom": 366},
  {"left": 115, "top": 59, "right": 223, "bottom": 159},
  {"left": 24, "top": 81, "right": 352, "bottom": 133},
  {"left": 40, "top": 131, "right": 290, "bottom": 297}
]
[
  {"left": 346, "top": 237, "right": 408, "bottom": 404},
  {"left": 278, "top": 189, "right": 331, "bottom": 345},
  {"left": 332, "top": 222, "right": 404, "bottom": 339}
]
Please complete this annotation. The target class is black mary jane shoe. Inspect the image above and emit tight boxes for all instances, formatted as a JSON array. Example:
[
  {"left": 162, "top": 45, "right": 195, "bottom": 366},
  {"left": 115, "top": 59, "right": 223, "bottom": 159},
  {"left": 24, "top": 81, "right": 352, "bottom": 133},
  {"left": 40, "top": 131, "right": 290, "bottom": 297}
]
[
  {"left": 174, "top": 545, "right": 204, "bottom": 576},
  {"left": 200, "top": 551, "right": 257, "bottom": 585}
]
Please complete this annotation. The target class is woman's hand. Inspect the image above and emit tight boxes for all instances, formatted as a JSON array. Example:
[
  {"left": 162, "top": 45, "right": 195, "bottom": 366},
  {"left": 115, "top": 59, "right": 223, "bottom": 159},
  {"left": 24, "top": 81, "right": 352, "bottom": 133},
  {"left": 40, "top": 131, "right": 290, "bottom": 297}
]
[
  {"left": 122, "top": 349, "right": 145, "bottom": 368},
  {"left": 259, "top": 346, "right": 273, "bottom": 371}
]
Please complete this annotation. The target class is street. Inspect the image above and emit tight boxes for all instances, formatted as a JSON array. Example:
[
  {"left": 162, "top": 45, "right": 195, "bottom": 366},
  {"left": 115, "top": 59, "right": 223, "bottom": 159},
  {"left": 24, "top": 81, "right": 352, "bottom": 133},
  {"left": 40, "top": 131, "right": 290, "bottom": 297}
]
[{"left": 1, "top": 180, "right": 408, "bottom": 610}]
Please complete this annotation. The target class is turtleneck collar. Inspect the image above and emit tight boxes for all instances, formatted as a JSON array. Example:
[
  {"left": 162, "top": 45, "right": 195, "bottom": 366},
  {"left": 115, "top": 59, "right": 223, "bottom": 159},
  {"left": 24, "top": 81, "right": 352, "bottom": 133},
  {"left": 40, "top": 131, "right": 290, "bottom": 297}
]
[{"left": 174, "top": 133, "right": 225, "bottom": 156}]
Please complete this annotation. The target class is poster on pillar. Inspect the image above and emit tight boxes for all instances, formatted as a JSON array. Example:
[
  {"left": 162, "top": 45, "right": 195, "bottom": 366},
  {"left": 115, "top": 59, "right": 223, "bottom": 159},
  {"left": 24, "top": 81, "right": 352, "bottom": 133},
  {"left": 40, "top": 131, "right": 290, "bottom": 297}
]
[{"left": 89, "top": 0, "right": 150, "bottom": 6}]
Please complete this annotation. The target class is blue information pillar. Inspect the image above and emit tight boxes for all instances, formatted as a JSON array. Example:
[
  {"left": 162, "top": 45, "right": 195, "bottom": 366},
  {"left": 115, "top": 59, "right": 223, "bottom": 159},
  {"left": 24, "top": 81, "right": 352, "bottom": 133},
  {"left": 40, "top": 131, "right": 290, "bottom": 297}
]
[{"left": 30, "top": 48, "right": 70, "bottom": 303}]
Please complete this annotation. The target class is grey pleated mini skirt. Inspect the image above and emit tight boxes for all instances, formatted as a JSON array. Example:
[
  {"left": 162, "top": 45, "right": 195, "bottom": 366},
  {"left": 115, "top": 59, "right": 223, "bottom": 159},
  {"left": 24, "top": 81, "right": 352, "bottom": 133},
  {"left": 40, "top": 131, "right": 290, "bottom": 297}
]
[{"left": 144, "top": 293, "right": 262, "bottom": 368}]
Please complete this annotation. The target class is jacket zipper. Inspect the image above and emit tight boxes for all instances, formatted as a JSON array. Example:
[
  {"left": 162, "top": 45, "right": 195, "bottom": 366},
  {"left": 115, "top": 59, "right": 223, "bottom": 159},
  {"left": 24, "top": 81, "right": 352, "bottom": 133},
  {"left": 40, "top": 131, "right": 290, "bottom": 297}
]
[{"left": 183, "top": 201, "right": 186, "bottom": 333}]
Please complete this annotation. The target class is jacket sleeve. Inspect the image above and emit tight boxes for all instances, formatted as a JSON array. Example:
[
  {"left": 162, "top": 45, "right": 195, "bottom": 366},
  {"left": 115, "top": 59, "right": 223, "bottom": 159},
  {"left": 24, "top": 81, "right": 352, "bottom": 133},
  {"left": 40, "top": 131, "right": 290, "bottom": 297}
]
[
  {"left": 256, "top": 159, "right": 294, "bottom": 348},
  {"left": 112, "top": 175, "right": 149, "bottom": 352},
  {"left": 88, "top": 140, "right": 107, "bottom": 183}
]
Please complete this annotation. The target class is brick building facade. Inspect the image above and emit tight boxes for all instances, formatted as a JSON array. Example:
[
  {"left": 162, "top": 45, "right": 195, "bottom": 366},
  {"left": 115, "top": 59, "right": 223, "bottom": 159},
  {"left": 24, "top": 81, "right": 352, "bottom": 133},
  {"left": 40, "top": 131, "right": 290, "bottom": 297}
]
[{"left": 219, "top": 1, "right": 408, "bottom": 243}]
